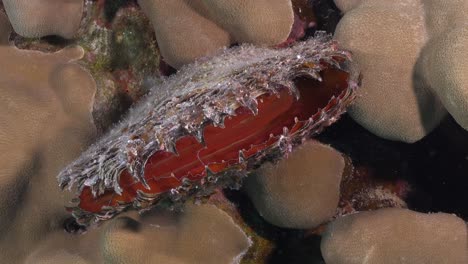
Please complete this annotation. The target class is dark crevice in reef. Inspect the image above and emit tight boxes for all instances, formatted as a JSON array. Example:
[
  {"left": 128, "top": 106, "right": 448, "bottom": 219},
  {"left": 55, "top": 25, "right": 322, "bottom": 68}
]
[
  {"left": 224, "top": 189, "right": 286, "bottom": 242},
  {"left": 224, "top": 189, "right": 326, "bottom": 263},
  {"left": 104, "top": 0, "right": 138, "bottom": 23},
  {"left": 311, "top": 0, "right": 343, "bottom": 34},
  {"left": 406, "top": 116, "right": 468, "bottom": 219},
  {"left": 317, "top": 115, "right": 468, "bottom": 220},
  {"left": 9, "top": 31, "right": 74, "bottom": 52},
  {"left": 268, "top": 235, "right": 325, "bottom": 264}
]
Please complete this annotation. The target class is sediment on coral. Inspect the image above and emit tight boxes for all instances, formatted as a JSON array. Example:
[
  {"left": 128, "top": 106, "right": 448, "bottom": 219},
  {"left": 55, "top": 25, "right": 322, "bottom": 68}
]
[
  {"left": 58, "top": 33, "right": 359, "bottom": 226},
  {"left": 80, "top": 2, "right": 162, "bottom": 133}
]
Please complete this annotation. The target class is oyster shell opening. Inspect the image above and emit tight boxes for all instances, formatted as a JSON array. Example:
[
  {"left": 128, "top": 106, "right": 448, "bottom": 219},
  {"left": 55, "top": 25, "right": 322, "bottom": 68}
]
[{"left": 78, "top": 64, "right": 350, "bottom": 214}]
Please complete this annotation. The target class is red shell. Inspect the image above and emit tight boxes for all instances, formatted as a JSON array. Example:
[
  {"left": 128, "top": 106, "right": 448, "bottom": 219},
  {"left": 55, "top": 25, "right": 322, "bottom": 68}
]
[
  {"left": 79, "top": 67, "right": 351, "bottom": 213},
  {"left": 58, "top": 35, "right": 358, "bottom": 225}
]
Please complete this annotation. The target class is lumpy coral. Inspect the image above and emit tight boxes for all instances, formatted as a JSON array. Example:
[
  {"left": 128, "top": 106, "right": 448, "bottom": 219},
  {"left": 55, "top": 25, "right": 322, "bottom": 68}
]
[
  {"left": 3, "top": 0, "right": 86, "bottom": 38},
  {"left": 416, "top": 0, "right": 468, "bottom": 131},
  {"left": 333, "top": 0, "right": 361, "bottom": 13},
  {"left": 22, "top": 203, "right": 250, "bottom": 264},
  {"left": 102, "top": 204, "right": 251, "bottom": 264},
  {"left": 321, "top": 208, "right": 468, "bottom": 264},
  {"left": 333, "top": 0, "right": 468, "bottom": 142},
  {"left": 137, "top": 0, "right": 230, "bottom": 69},
  {"left": 3, "top": 1, "right": 466, "bottom": 263},
  {"left": 244, "top": 140, "right": 346, "bottom": 229},
  {"left": 0, "top": 11, "right": 97, "bottom": 261},
  {"left": 58, "top": 34, "right": 358, "bottom": 226},
  {"left": 137, "top": 0, "right": 294, "bottom": 68},
  {"left": 200, "top": 0, "right": 294, "bottom": 45}
]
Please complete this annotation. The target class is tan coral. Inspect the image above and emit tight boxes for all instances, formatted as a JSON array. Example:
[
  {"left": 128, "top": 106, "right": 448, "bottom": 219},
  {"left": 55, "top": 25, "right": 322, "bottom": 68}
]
[
  {"left": 244, "top": 140, "right": 345, "bottom": 229},
  {"left": 137, "top": 0, "right": 231, "bottom": 69},
  {"left": 137, "top": 0, "right": 293, "bottom": 68},
  {"left": 333, "top": 0, "right": 451, "bottom": 142},
  {"left": 23, "top": 226, "right": 103, "bottom": 263},
  {"left": 101, "top": 204, "right": 251, "bottom": 264},
  {"left": 25, "top": 250, "right": 91, "bottom": 264},
  {"left": 201, "top": 0, "right": 293, "bottom": 45},
  {"left": 3, "top": 0, "right": 84, "bottom": 38},
  {"left": 0, "top": 12, "right": 96, "bottom": 262},
  {"left": 333, "top": 0, "right": 362, "bottom": 13},
  {"left": 416, "top": 0, "right": 468, "bottom": 130},
  {"left": 321, "top": 208, "right": 468, "bottom": 264},
  {"left": 335, "top": 0, "right": 468, "bottom": 140},
  {"left": 22, "top": 204, "right": 251, "bottom": 264}
]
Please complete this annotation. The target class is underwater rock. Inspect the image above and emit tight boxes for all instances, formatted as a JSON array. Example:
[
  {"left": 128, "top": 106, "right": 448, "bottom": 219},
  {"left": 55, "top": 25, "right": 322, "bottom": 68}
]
[
  {"left": 333, "top": 0, "right": 448, "bottom": 142},
  {"left": 321, "top": 208, "right": 468, "bottom": 264},
  {"left": 137, "top": 0, "right": 294, "bottom": 68},
  {"left": 244, "top": 140, "right": 346, "bottom": 229},
  {"left": 3, "top": 0, "right": 85, "bottom": 38},
  {"left": 338, "top": 167, "right": 408, "bottom": 216},
  {"left": 102, "top": 204, "right": 251, "bottom": 264},
  {"left": 0, "top": 12, "right": 97, "bottom": 261},
  {"left": 82, "top": 4, "right": 161, "bottom": 133},
  {"left": 58, "top": 34, "right": 358, "bottom": 226}
]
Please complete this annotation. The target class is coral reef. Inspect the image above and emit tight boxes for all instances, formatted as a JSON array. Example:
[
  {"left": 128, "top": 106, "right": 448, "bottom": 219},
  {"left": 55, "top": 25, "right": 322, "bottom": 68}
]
[
  {"left": 334, "top": 0, "right": 468, "bottom": 142},
  {"left": 416, "top": 0, "right": 468, "bottom": 131},
  {"left": 22, "top": 203, "right": 251, "bottom": 264},
  {"left": 333, "top": 0, "right": 361, "bottom": 12},
  {"left": 321, "top": 208, "right": 468, "bottom": 264},
  {"left": 200, "top": 0, "right": 293, "bottom": 45},
  {"left": 244, "top": 140, "right": 346, "bottom": 229},
  {"left": 1, "top": 1, "right": 467, "bottom": 263},
  {"left": 137, "top": 0, "right": 294, "bottom": 68},
  {"left": 0, "top": 11, "right": 97, "bottom": 261},
  {"left": 102, "top": 204, "right": 251, "bottom": 264},
  {"left": 333, "top": 0, "right": 444, "bottom": 142},
  {"left": 81, "top": 2, "right": 161, "bottom": 133},
  {"left": 3, "top": 0, "right": 85, "bottom": 38}
]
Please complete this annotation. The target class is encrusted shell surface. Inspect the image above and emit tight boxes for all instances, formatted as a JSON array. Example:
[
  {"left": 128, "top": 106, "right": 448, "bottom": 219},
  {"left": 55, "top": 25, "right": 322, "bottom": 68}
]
[{"left": 58, "top": 33, "right": 358, "bottom": 225}]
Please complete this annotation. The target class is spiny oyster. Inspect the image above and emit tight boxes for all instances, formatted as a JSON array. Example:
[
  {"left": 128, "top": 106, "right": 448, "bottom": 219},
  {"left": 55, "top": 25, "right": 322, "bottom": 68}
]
[{"left": 58, "top": 32, "right": 358, "bottom": 226}]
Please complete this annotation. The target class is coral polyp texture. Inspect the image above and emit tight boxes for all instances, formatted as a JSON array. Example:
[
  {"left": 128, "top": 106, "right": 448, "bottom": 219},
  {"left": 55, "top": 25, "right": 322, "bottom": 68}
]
[
  {"left": 3, "top": 0, "right": 86, "bottom": 38},
  {"left": 58, "top": 34, "right": 359, "bottom": 226},
  {"left": 137, "top": 0, "right": 294, "bottom": 68},
  {"left": 0, "top": 11, "right": 97, "bottom": 261},
  {"left": 101, "top": 204, "right": 251, "bottom": 264},
  {"left": 244, "top": 140, "right": 346, "bottom": 229},
  {"left": 333, "top": 0, "right": 468, "bottom": 142},
  {"left": 321, "top": 208, "right": 468, "bottom": 264}
]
